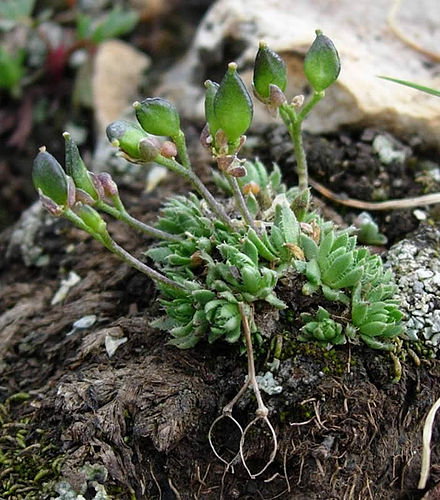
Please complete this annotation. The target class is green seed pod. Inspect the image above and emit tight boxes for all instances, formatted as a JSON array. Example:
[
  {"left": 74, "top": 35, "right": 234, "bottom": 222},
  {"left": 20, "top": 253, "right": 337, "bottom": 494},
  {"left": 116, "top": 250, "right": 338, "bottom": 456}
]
[
  {"left": 214, "top": 62, "right": 253, "bottom": 145},
  {"left": 64, "top": 132, "right": 98, "bottom": 199},
  {"left": 77, "top": 204, "right": 108, "bottom": 237},
  {"left": 106, "top": 120, "right": 148, "bottom": 160},
  {"left": 134, "top": 98, "right": 180, "bottom": 138},
  {"left": 204, "top": 80, "right": 220, "bottom": 139},
  {"left": 253, "top": 41, "right": 287, "bottom": 99},
  {"left": 304, "top": 30, "right": 340, "bottom": 92},
  {"left": 33, "top": 147, "right": 68, "bottom": 206}
]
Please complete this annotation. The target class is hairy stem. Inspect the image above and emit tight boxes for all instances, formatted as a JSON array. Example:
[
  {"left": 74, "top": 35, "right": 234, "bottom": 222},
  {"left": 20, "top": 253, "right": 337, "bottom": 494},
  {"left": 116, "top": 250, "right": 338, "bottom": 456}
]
[
  {"left": 280, "top": 91, "right": 324, "bottom": 192},
  {"left": 173, "top": 130, "right": 192, "bottom": 169},
  {"left": 64, "top": 209, "right": 184, "bottom": 292},
  {"left": 155, "top": 155, "right": 234, "bottom": 229},
  {"left": 227, "top": 176, "right": 260, "bottom": 234},
  {"left": 95, "top": 200, "right": 182, "bottom": 242}
]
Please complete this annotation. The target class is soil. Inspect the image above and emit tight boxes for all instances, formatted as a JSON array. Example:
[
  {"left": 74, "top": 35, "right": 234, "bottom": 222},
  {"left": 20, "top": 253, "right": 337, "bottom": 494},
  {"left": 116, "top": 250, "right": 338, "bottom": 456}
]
[
  {"left": 1, "top": 122, "right": 440, "bottom": 499},
  {"left": 2, "top": 4, "right": 440, "bottom": 500}
]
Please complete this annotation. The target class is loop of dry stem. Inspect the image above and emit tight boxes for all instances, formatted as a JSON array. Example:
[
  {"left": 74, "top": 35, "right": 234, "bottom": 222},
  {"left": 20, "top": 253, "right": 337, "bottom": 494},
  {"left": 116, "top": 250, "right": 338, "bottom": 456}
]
[
  {"left": 239, "top": 414, "right": 278, "bottom": 479},
  {"left": 208, "top": 412, "right": 243, "bottom": 472}
]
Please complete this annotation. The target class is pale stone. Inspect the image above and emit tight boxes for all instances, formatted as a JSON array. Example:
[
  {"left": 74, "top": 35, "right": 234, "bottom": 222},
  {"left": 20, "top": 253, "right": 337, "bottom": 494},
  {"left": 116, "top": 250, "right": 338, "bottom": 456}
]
[
  {"left": 92, "top": 40, "right": 150, "bottom": 135},
  {"left": 158, "top": 0, "right": 440, "bottom": 147}
]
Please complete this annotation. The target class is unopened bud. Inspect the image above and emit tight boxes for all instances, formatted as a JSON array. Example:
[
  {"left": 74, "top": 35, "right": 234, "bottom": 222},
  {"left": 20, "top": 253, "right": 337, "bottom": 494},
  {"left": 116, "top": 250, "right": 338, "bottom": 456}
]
[
  {"left": 160, "top": 140, "right": 178, "bottom": 158},
  {"left": 75, "top": 188, "right": 96, "bottom": 205},
  {"left": 97, "top": 172, "right": 118, "bottom": 197},
  {"left": 138, "top": 137, "right": 160, "bottom": 162},
  {"left": 204, "top": 80, "right": 220, "bottom": 141},
  {"left": 89, "top": 172, "right": 105, "bottom": 200},
  {"left": 291, "top": 95, "right": 304, "bottom": 108},
  {"left": 269, "top": 84, "right": 287, "bottom": 107},
  {"left": 190, "top": 251, "right": 204, "bottom": 268}
]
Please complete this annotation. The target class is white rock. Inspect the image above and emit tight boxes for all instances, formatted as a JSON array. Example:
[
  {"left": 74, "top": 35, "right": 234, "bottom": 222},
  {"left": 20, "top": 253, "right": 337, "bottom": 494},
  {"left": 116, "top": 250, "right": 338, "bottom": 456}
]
[{"left": 158, "top": 0, "right": 440, "bottom": 146}]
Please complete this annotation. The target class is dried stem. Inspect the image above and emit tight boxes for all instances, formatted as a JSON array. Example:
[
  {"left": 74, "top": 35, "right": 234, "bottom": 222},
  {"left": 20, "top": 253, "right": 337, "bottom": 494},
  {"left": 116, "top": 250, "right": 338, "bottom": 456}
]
[
  {"left": 309, "top": 177, "right": 440, "bottom": 210},
  {"left": 418, "top": 396, "right": 440, "bottom": 489}
]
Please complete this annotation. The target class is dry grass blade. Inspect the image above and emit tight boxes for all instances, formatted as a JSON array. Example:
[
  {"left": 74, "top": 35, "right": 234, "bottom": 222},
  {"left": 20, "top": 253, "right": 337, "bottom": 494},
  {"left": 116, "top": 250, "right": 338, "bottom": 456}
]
[{"left": 418, "top": 396, "right": 440, "bottom": 489}]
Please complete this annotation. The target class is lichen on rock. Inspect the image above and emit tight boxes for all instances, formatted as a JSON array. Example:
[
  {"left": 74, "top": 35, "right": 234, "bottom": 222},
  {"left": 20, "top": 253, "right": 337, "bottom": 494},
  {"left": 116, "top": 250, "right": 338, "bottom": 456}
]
[{"left": 387, "top": 224, "right": 440, "bottom": 349}]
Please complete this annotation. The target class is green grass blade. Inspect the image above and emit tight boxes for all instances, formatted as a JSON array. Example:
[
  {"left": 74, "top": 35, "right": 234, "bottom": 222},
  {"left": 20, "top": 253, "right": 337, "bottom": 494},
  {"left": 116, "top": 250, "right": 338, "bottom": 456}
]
[{"left": 378, "top": 76, "right": 440, "bottom": 98}]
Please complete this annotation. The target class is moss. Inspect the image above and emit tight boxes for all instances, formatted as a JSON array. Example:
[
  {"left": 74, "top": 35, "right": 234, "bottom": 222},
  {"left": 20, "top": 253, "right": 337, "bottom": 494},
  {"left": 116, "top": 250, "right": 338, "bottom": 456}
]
[{"left": 0, "top": 394, "right": 65, "bottom": 498}]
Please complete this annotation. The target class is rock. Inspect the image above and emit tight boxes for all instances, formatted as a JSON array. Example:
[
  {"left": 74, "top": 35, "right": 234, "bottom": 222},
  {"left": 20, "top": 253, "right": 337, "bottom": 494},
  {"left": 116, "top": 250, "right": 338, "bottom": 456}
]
[
  {"left": 158, "top": 0, "right": 440, "bottom": 147},
  {"left": 92, "top": 40, "right": 150, "bottom": 136},
  {"left": 387, "top": 224, "right": 440, "bottom": 348},
  {"left": 92, "top": 40, "right": 150, "bottom": 172}
]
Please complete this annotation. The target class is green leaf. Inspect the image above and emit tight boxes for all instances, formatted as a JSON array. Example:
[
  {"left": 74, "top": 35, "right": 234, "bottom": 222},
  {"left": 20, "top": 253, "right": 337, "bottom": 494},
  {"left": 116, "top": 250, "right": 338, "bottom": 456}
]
[
  {"left": 332, "top": 267, "right": 362, "bottom": 289},
  {"left": 317, "top": 229, "right": 335, "bottom": 267},
  {"left": 0, "top": 0, "right": 35, "bottom": 28},
  {"left": 269, "top": 163, "right": 282, "bottom": 191},
  {"left": 192, "top": 289, "right": 216, "bottom": 305},
  {"left": 322, "top": 252, "right": 353, "bottom": 286},
  {"left": 90, "top": 6, "right": 139, "bottom": 43},
  {"left": 0, "top": 47, "right": 25, "bottom": 93},
  {"left": 169, "top": 333, "right": 201, "bottom": 349},
  {"left": 359, "top": 322, "right": 387, "bottom": 337},
  {"left": 300, "top": 234, "right": 319, "bottom": 260},
  {"left": 275, "top": 202, "right": 299, "bottom": 244},
  {"left": 247, "top": 228, "right": 277, "bottom": 262},
  {"left": 146, "top": 247, "right": 172, "bottom": 263},
  {"left": 360, "top": 335, "right": 395, "bottom": 351},
  {"left": 241, "top": 238, "right": 259, "bottom": 265},
  {"left": 245, "top": 192, "right": 259, "bottom": 218},
  {"left": 241, "top": 266, "right": 261, "bottom": 294}
]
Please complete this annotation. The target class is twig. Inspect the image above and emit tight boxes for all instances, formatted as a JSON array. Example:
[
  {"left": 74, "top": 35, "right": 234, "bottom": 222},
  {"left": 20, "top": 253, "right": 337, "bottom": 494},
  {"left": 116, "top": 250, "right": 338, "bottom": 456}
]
[
  {"left": 309, "top": 177, "right": 440, "bottom": 210},
  {"left": 388, "top": 0, "right": 440, "bottom": 63},
  {"left": 418, "top": 396, "right": 440, "bottom": 489}
]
